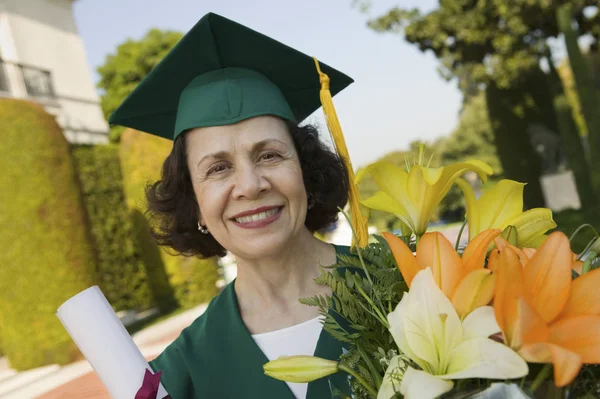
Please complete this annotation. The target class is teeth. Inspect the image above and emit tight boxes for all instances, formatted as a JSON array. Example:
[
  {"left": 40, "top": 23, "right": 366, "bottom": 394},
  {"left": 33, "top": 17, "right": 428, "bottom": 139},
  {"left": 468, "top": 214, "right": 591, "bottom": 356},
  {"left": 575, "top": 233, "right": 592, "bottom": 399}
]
[{"left": 235, "top": 208, "right": 279, "bottom": 224}]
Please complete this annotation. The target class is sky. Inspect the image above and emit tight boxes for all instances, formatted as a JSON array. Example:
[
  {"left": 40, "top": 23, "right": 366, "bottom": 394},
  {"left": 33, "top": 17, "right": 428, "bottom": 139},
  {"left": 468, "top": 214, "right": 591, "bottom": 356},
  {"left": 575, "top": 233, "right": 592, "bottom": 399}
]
[{"left": 72, "top": 0, "right": 463, "bottom": 168}]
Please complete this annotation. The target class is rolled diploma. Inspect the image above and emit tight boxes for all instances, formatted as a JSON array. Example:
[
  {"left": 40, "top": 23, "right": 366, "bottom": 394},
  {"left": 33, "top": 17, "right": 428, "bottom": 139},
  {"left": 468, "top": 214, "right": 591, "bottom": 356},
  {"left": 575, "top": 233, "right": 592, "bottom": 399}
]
[{"left": 56, "top": 286, "right": 169, "bottom": 399}]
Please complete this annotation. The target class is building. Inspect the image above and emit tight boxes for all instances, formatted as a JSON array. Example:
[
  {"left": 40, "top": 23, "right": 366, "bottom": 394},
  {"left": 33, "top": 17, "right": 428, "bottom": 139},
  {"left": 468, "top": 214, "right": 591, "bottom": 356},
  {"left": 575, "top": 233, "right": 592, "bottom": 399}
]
[{"left": 0, "top": 0, "right": 108, "bottom": 144}]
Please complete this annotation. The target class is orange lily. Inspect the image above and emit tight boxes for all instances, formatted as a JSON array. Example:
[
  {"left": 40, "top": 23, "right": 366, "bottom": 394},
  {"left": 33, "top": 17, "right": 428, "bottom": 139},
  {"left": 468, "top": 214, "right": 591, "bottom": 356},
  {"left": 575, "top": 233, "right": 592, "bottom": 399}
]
[
  {"left": 383, "top": 229, "right": 501, "bottom": 318},
  {"left": 491, "top": 231, "right": 600, "bottom": 387}
]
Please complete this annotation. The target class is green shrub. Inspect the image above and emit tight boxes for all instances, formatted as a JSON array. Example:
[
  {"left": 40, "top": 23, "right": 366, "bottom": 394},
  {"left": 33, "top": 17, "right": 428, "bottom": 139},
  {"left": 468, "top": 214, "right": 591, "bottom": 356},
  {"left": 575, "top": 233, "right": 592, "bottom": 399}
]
[
  {"left": 0, "top": 99, "right": 97, "bottom": 370},
  {"left": 71, "top": 144, "right": 154, "bottom": 311},
  {"left": 168, "top": 256, "right": 220, "bottom": 309},
  {"left": 119, "top": 129, "right": 220, "bottom": 309}
]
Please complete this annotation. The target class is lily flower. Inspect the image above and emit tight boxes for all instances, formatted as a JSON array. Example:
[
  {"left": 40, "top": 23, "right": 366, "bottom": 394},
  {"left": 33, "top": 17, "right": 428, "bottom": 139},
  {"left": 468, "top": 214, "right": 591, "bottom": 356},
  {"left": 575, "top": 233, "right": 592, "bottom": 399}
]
[
  {"left": 383, "top": 229, "right": 500, "bottom": 318},
  {"left": 263, "top": 355, "right": 339, "bottom": 383},
  {"left": 492, "top": 231, "right": 600, "bottom": 386},
  {"left": 379, "top": 268, "right": 528, "bottom": 399},
  {"left": 357, "top": 159, "right": 492, "bottom": 238},
  {"left": 456, "top": 179, "right": 556, "bottom": 248}
]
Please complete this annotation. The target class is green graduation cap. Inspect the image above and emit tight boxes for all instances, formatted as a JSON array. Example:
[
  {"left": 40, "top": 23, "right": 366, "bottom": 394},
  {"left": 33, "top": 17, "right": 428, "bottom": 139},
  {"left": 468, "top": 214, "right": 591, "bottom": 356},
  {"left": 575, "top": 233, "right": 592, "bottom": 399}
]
[{"left": 108, "top": 12, "right": 353, "bottom": 141}]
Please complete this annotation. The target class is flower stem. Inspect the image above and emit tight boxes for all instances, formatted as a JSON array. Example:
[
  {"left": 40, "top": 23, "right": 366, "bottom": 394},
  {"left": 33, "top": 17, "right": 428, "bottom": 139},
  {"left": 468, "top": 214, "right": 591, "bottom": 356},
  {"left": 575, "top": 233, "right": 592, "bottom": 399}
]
[
  {"left": 569, "top": 224, "right": 599, "bottom": 243},
  {"left": 582, "top": 251, "right": 598, "bottom": 274},
  {"left": 339, "top": 363, "right": 378, "bottom": 397},
  {"left": 530, "top": 363, "right": 552, "bottom": 393},
  {"left": 357, "top": 344, "right": 383, "bottom": 390},
  {"left": 455, "top": 219, "right": 467, "bottom": 251},
  {"left": 354, "top": 276, "right": 390, "bottom": 328}
]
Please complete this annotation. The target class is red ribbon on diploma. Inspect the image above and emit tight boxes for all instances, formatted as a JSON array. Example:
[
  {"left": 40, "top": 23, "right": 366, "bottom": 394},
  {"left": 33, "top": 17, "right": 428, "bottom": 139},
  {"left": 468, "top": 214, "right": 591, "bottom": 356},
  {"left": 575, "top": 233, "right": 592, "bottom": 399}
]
[{"left": 135, "top": 369, "right": 171, "bottom": 399}]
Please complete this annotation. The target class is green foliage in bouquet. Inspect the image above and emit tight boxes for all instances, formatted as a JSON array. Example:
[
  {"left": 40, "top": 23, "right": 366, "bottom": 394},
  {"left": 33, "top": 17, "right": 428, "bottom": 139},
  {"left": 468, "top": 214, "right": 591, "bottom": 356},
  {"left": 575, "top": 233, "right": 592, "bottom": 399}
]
[
  {"left": 119, "top": 128, "right": 220, "bottom": 310},
  {"left": 71, "top": 144, "right": 154, "bottom": 311},
  {"left": 301, "top": 234, "right": 408, "bottom": 398},
  {"left": 0, "top": 99, "right": 96, "bottom": 370}
]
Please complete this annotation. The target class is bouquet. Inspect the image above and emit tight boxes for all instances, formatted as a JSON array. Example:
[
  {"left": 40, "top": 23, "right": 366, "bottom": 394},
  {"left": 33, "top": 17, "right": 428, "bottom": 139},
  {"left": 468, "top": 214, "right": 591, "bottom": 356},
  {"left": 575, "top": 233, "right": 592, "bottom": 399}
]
[{"left": 263, "top": 152, "right": 600, "bottom": 399}]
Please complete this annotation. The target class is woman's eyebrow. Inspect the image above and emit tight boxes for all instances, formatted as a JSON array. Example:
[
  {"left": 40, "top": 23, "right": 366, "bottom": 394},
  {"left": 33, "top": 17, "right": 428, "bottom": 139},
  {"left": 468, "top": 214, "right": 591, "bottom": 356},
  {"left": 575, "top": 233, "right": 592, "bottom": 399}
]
[
  {"left": 197, "top": 151, "right": 229, "bottom": 168},
  {"left": 251, "top": 138, "right": 288, "bottom": 152},
  {"left": 196, "top": 139, "right": 288, "bottom": 167}
]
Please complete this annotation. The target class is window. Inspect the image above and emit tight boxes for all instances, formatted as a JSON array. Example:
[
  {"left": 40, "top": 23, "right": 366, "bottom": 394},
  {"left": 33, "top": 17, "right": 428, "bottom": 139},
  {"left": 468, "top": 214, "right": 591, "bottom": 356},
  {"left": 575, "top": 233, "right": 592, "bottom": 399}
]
[
  {"left": 19, "top": 65, "right": 55, "bottom": 98},
  {"left": 0, "top": 60, "right": 9, "bottom": 93}
]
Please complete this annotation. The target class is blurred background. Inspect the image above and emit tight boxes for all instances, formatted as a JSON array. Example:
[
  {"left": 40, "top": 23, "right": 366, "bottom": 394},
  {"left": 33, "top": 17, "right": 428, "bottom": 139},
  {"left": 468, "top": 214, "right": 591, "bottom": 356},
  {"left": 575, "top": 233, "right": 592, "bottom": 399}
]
[{"left": 0, "top": 0, "right": 598, "bottom": 397}]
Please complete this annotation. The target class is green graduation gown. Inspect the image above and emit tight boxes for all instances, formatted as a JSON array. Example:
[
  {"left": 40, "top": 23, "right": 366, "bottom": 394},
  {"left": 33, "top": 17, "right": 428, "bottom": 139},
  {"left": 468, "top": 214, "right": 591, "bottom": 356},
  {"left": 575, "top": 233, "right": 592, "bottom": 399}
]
[{"left": 150, "top": 245, "right": 353, "bottom": 399}]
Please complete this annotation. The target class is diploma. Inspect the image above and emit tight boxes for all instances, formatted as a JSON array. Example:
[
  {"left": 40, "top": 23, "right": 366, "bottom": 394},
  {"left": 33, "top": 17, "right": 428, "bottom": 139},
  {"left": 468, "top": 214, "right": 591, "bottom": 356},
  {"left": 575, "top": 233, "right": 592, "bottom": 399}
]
[{"left": 56, "top": 286, "right": 169, "bottom": 399}]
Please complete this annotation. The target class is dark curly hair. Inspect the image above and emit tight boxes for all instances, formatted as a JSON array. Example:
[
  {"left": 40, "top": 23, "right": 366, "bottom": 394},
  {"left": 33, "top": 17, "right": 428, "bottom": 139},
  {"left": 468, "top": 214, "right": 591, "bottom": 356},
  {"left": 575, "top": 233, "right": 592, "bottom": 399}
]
[{"left": 145, "top": 121, "right": 350, "bottom": 258}]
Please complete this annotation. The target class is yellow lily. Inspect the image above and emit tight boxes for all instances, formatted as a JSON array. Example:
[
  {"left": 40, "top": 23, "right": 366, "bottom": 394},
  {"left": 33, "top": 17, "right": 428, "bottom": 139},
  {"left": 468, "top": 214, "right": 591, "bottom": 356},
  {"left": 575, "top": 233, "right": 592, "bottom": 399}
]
[
  {"left": 456, "top": 179, "right": 556, "bottom": 248},
  {"left": 357, "top": 159, "right": 492, "bottom": 238},
  {"left": 263, "top": 355, "right": 339, "bottom": 383},
  {"left": 492, "top": 232, "right": 600, "bottom": 387},
  {"left": 383, "top": 229, "right": 501, "bottom": 318},
  {"left": 264, "top": 355, "right": 378, "bottom": 396}
]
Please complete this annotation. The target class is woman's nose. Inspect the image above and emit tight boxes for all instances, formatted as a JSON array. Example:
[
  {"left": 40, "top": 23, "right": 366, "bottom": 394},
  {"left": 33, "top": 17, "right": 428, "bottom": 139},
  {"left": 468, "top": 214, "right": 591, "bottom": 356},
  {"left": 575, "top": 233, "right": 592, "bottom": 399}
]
[{"left": 231, "top": 165, "right": 270, "bottom": 200}]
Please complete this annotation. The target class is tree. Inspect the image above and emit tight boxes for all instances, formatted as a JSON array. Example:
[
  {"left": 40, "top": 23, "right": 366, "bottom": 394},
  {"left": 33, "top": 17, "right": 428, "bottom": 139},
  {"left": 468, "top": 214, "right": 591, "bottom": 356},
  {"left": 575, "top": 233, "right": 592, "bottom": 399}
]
[
  {"left": 97, "top": 29, "right": 183, "bottom": 142},
  {"left": 439, "top": 93, "right": 501, "bottom": 175},
  {"left": 365, "top": 0, "right": 599, "bottom": 209}
]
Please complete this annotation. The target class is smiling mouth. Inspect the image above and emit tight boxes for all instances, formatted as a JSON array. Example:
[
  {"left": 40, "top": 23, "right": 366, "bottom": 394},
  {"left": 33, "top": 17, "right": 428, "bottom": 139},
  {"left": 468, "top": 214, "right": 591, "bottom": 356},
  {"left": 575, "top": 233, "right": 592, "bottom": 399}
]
[{"left": 233, "top": 207, "right": 282, "bottom": 224}]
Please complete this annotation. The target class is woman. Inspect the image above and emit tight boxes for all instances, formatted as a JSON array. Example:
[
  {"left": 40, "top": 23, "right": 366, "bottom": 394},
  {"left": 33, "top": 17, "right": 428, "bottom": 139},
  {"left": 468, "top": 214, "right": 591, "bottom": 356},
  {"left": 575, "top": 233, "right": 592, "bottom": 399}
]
[{"left": 109, "top": 12, "right": 363, "bottom": 399}]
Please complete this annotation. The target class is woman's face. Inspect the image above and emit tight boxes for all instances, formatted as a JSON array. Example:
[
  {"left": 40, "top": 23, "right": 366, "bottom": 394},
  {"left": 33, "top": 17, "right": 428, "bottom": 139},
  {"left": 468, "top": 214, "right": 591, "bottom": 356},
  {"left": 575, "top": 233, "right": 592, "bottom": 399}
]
[{"left": 186, "top": 116, "right": 308, "bottom": 259}]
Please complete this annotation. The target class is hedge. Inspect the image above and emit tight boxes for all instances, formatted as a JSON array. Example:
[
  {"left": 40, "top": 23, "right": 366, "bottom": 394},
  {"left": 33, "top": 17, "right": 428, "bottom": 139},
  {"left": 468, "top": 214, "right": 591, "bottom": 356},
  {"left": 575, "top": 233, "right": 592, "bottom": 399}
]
[
  {"left": 71, "top": 144, "right": 154, "bottom": 311},
  {"left": 0, "top": 99, "right": 97, "bottom": 370},
  {"left": 119, "top": 129, "right": 219, "bottom": 309}
]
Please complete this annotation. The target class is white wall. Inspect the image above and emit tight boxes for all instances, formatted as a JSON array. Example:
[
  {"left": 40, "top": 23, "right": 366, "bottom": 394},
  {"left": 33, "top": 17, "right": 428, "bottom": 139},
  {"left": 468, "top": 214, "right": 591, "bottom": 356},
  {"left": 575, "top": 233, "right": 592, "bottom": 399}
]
[{"left": 0, "top": 0, "right": 108, "bottom": 143}]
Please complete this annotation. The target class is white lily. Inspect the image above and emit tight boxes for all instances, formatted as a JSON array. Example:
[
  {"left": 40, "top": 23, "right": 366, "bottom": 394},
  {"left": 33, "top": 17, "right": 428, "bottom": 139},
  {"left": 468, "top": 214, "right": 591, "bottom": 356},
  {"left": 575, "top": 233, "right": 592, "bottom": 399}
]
[{"left": 378, "top": 268, "right": 528, "bottom": 399}]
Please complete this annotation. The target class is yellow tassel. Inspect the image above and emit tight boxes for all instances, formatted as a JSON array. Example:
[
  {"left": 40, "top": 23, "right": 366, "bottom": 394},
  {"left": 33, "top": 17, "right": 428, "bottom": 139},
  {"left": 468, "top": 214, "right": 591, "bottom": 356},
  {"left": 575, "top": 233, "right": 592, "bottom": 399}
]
[{"left": 313, "top": 57, "right": 369, "bottom": 248}]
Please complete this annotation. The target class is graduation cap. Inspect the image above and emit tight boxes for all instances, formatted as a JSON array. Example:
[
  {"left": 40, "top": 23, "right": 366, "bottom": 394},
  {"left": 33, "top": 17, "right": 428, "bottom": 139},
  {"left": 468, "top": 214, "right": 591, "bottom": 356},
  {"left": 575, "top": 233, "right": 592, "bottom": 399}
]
[{"left": 109, "top": 12, "right": 368, "bottom": 247}]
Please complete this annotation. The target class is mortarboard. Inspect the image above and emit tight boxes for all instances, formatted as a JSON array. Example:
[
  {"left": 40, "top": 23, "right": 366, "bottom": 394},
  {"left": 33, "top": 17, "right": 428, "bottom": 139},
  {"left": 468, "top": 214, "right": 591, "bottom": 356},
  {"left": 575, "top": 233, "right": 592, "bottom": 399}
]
[{"left": 108, "top": 12, "right": 353, "bottom": 141}]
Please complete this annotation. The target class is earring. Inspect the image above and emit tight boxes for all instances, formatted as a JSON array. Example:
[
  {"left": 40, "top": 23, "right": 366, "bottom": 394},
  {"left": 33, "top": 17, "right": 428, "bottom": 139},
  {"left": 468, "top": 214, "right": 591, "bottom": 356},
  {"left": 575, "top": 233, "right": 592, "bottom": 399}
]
[{"left": 197, "top": 222, "right": 209, "bottom": 234}]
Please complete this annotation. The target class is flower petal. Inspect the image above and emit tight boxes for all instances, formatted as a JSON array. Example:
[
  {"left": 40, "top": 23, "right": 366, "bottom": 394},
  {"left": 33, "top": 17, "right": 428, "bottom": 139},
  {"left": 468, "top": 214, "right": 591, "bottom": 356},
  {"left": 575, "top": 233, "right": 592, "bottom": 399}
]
[
  {"left": 494, "top": 236, "right": 530, "bottom": 265},
  {"left": 402, "top": 268, "right": 462, "bottom": 371},
  {"left": 361, "top": 161, "right": 408, "bottom": 198},
  {"left": 492, "top": 246, "right": 526, "bottom": 348},
  {"left": 548, "top": 344, "right": 582, "bottom": 387},
  {"left": 399, "top": 366, "right": 454, "bottom": 399},
  {"left": 560, "top": 268, "right": 600, "bottom": 318},
  {"left": 406, "top": 167, "right": 439, "bottom": 234},
  {"left": 383, "top": 232, "right": 423, "bottom": 287},
  {"left": 456, "top": 178, "right": 480, "bottom": 239},
  {"left": 435, "top": 160, "right": 493, "bottom": 202},
  {"left": 518, "top": 342, "right": 552, "bottom": 363},
  {"left": 387, "top": 290, "right": 429, "bottom": 371},
  {"left": 462, "top": 306, "right": 500, "bottom": 340},
  {"left": 263, "top": 355, "right": 339, "bottom": 383},
  {"left": 477, "top": 180, "right": 525, "bottom": 232},
  {"left": 504, "top": 208, "right": 557, "bottom": 248},
  {"left": 520, "top": 343, "right": 582, "bottom": 387},
  {"left": 417, "top": 232, "right": 464, "bottom": 297},
  {"left": 524, "top": 232, "right": 572, "bottom": 323},
  {"left": 462, "top": 229, "right": 502, "bottom": 273},
  {"left": 550, "top": 316, "right": 600, "bottom": 363},
  {"left": 377, "top": 355, "right": 405, "bottom": 399},
  {"left": 360, "top": 191, "right": 413, "bottom": 228},
  {"left": 517, "top": 297, "right": 550, "bottom": 345},
  {"left": 442, "top": 337, "right": 528, "bottom": 380},
  {"left": 451, "top": 269, "right": 496, "bottom": 318}
]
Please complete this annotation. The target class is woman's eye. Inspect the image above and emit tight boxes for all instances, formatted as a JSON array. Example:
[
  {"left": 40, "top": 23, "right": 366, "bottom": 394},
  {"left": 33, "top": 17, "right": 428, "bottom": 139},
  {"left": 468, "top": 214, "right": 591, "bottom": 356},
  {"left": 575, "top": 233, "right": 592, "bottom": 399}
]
[
  {"left": 208, "top": 163, "right": 228, "bottom": 174},
  {"left": 260, "top": 152, "right": 279, "bottom": 161}
]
